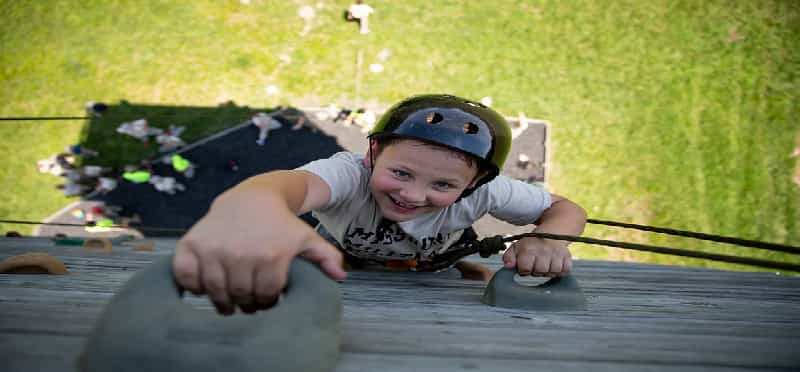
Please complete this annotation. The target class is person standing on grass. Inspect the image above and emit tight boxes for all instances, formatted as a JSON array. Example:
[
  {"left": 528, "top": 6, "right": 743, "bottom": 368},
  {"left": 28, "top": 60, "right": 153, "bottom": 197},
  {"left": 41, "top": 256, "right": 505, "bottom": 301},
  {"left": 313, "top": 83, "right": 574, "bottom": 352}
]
[
  {"left": 62, "top": 165, "right": 111, "bottom": 181},
  {"left": 278, "top": 106, "right": 315, "bottom": 132},
  {"left": 95, "top": 177, "right": 118, "bottom": 194},
  {"left": 252, "top": 112, "right": 283, "bottom": 146},
  {"left": 65, "top": 144, "right": 99, "bottom": 157},
  {"left": 346, "top": 1, "right": 374, "bottom": 34},
  {"left": 149, "top": 175, "right": 186, "bottom": 195},
  {"left": 56, "top": 181, "right": 90, "bottom": 197},
  {"left": 174, "top": 94, "right": 586, "bottom": 315}
]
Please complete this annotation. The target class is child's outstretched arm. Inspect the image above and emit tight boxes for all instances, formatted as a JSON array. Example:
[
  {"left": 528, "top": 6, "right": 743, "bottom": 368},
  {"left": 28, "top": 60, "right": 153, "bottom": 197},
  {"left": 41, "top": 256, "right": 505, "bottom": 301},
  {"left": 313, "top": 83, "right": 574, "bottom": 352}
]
[
  {"left": 173, "top": 170, "right": 346, "bottom": 315},
  {"left": 502, "top": 194, "right": 587, "bottom": 277}
]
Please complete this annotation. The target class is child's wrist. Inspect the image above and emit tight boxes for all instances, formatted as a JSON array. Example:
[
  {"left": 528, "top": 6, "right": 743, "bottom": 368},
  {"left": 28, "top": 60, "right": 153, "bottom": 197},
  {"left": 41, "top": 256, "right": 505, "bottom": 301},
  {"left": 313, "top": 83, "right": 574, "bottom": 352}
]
[{"left": 529, "top": 230, "right": 571, "bottom": 250}]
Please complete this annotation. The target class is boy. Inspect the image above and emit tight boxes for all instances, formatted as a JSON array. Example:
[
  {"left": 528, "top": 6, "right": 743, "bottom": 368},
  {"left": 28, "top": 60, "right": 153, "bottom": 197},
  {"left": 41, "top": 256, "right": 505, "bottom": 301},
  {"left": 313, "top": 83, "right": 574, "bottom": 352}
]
[{"left": 174, "top": 94, "right": 586, "bottom": 315}]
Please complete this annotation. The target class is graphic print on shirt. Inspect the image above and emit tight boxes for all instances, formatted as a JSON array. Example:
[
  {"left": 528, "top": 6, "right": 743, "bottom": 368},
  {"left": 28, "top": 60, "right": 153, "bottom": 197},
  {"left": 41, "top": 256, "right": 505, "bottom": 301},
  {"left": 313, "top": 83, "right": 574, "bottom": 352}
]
[{"left": 341, "top": 219, "right": 461, "bottom": 261}]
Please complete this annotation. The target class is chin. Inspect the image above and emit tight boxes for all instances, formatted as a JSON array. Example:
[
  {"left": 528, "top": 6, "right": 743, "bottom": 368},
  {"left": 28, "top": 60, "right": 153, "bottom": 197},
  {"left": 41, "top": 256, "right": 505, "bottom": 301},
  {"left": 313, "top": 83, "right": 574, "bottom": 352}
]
[{"left": 380, "top": 209, "right": 417, "bottom": 222}]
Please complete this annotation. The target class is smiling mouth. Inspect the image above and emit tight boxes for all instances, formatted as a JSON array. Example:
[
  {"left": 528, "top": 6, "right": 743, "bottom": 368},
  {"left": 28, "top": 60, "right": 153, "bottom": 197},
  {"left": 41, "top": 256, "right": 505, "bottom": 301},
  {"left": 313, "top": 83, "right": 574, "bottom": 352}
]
[{"left": 388, "top": 195, "right": 425, "bottom": 210}]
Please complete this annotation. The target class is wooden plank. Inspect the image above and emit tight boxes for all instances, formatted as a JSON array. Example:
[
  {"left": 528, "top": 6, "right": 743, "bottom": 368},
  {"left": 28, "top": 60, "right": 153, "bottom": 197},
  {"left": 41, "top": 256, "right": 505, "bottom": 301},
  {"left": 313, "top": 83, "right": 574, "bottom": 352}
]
[
  {"left": 2, "top": 333, "right": 84, "bottom": 372},
  {"left": 2, "top": 237, "right": 800, "bottom": 371},
  {"left": 336, "top": 353, "right": 784, "bottom": 372},
  {"left": 338, "top": 321, "right": 799, "bottom": 368},
  {"left": 5, "top": 333, "right": 782, "bottom": 372}
]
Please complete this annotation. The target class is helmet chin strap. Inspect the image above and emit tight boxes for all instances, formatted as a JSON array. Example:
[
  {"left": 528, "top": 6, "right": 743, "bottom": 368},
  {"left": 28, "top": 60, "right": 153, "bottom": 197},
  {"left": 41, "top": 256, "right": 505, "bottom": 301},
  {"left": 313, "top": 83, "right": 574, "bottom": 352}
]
[
  {"left": 366, "top": 138, "right": 377, "bottom": 174},
  {"left": 456, "top": 185, "right": 478, "bottom": 203}
]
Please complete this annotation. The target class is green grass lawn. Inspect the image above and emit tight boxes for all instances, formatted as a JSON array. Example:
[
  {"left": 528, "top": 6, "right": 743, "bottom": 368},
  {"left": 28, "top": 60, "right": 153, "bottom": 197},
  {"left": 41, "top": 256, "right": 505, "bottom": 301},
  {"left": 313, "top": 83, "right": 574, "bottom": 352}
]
[{"left": 1, "top": 0, "right": 798, "bottom": 272}]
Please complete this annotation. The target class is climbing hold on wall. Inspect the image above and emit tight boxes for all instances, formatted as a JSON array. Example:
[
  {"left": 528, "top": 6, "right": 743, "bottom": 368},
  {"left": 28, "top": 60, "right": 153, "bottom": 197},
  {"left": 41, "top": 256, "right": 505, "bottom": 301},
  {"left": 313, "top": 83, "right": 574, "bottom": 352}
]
[
  {"left": 0, "top": 253, "right": 68, "bottom": 274},
  {"left": 81, "top": 255, "right": 341, "bottom": 372},
  {"left": 83, "top": 238, "right": 112, "bottom": 253},
  {"left": 481, "top": 268, "right": 587, "bottom": 311}
]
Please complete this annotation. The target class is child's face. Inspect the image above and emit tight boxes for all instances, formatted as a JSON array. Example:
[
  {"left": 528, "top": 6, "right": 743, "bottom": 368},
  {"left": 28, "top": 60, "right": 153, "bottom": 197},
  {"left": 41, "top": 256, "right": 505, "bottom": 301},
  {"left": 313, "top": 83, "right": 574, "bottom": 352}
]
[{"left": 369, "top": 139, "right": 480, "bottom": 222}]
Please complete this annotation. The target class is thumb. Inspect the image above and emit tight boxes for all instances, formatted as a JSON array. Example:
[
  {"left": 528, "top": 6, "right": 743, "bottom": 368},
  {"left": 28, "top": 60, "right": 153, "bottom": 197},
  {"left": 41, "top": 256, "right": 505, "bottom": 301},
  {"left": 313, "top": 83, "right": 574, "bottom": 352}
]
[
  {"left": 502, "top": 245, "right": 517, "bottom": 268},
  {"left": 300, "top": 234, "right": 348, "bottom": 281}
]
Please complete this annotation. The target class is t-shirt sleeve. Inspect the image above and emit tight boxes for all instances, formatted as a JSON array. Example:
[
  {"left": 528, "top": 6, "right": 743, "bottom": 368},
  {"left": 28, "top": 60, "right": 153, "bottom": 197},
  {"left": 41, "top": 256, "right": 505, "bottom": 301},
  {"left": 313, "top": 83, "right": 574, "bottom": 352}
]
[
  {"left": 295, "top": 152, "right": 368, "bottom": 211},
  {"left": 474, "top": 175, "right": 553, "bottom": 226}
]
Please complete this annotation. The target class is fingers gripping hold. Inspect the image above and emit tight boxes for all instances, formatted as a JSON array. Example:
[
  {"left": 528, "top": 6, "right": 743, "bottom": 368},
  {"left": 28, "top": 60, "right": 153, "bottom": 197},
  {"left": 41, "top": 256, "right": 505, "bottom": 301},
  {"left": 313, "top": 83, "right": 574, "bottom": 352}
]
[
  {"left": 299, "top": 232, "right": 347, "bottom": 281},
  {"left": 502, "top": 239, "right": 572, "bottom": 277},
  {"left": 174, "top": 241, "right": 202, "bottom": 294},
  {"left": 175, "top": 223, "right": 347, "bottom": 315},
  {"left": 226, "top": 249, "right": 289, "bottom": 313},
  {"left": 227, "top": 257, "right": 256, "bottom": 306},
  {"left": 253, "top": 261, "right": 287, "bottom": 308},
  {"left": 200, "top": 257, "right": 233, "bottom": 315}
]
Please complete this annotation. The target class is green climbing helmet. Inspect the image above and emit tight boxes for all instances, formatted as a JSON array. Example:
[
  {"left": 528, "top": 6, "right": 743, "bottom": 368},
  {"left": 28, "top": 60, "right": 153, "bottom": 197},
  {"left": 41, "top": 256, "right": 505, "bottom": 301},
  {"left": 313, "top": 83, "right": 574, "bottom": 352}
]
[{"left": 368, "top": 94, "right": 512, "bottom": 191}]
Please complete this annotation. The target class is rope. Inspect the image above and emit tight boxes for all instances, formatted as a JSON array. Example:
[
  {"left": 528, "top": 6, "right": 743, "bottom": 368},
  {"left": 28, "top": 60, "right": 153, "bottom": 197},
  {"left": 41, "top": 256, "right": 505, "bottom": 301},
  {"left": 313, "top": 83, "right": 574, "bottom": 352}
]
[
  {"left": 0, "top": 219, "right": 187, "bottom": 233},
  {"left": 471, "top": 232, "right": 800, "bottom": 272},
  {"left": 588, "top": 218, "right": 800, "bottom": 255}
]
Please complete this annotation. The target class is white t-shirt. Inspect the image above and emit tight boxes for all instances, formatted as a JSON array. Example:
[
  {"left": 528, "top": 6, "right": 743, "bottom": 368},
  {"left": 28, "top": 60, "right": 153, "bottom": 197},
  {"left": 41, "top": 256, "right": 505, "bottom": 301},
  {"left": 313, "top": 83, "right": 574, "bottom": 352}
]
[
  {"left": 349, "top": 4, "right": 374, "bottom": 19},
  {"left": 297, "top": 152, "right": 552, "bottom": 262},
  {"left": 97, "top": 177, "right": 117, "bottom": 190}
]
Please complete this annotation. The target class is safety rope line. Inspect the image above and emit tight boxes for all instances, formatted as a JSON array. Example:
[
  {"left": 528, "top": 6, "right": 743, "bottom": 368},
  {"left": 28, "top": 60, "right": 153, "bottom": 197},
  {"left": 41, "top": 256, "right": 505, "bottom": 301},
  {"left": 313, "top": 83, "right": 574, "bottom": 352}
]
[
  {"left": 0, "top": 219, "right": 188, "bottom": 233},
  {"left": 587, "top": 218, "right": 800, "bottom": 255},
  {"left": 470, "top": 232, "right": 800, "bottom": 272},
  {"left": 0, "top": 116, "right": 91, "bottom": 121}
]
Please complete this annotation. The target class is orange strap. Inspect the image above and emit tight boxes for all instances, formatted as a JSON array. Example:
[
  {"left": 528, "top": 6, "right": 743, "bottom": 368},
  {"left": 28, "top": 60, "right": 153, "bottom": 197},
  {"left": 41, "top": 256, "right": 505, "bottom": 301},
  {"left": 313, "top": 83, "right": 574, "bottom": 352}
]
[{"left": 383, "top": 259, "right": 418, "bottom": 269}]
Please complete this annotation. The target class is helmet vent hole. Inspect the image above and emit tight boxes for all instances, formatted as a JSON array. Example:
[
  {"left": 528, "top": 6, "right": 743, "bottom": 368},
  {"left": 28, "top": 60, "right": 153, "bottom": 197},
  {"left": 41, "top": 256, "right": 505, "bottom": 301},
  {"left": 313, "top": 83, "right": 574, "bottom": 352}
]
[
  {"left": 463, "top": 122, "right": 479, "bottom": 134},
  {"left": 425, "top": 112, "right": 444, "bottom": 124}
]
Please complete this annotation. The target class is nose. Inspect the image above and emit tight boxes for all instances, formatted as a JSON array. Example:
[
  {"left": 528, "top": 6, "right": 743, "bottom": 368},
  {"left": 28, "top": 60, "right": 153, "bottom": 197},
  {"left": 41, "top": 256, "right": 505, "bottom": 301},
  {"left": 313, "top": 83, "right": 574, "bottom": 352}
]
[{"left": 399, "top": 182, "right": 426, "bottom": 204}]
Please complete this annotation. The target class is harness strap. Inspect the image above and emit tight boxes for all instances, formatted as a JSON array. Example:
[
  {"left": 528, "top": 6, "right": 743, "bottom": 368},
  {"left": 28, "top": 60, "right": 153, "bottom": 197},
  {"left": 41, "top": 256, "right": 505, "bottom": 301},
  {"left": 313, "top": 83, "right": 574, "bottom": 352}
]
[{"left": 316, "top": 223, "right": 507, "bottom": 272}]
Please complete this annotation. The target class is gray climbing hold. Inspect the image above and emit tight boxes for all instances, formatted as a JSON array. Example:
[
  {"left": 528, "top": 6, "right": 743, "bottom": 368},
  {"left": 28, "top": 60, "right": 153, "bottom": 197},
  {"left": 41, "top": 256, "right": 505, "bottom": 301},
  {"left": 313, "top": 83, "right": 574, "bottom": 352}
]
[
  {"left": 80, "top": 255, "right": 341, "bottom": 372},
  {"left": 481, "top": 268, "right": 587, "bottom": 311}
]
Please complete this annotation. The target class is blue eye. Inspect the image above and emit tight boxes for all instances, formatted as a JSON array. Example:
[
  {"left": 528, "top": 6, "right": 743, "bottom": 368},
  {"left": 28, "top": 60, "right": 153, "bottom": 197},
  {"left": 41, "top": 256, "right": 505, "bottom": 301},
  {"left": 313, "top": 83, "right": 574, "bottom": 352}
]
[
  {"left": 433, "top": 182, "right": 453, "bottom": 190},
  {"left": 392, "top": 169, "right": 409, "bottom": 178}
]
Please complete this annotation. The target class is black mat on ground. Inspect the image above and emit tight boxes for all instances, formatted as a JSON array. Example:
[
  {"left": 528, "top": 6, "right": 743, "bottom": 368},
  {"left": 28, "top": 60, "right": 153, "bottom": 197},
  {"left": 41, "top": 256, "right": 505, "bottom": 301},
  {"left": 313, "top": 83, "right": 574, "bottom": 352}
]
[{"left": 90, "top": 121, "right": 344, "bottom": 237}]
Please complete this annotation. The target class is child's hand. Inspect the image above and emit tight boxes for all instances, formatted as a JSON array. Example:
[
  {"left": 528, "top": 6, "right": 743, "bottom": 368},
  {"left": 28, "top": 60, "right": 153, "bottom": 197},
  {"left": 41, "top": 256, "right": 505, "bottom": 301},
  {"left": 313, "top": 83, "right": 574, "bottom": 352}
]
[
  {"left": 502, "top": 237, "right": 572, "bottom": 277},
  {"left": 172, "top": 196, "right": 346, "bottom": 315}
]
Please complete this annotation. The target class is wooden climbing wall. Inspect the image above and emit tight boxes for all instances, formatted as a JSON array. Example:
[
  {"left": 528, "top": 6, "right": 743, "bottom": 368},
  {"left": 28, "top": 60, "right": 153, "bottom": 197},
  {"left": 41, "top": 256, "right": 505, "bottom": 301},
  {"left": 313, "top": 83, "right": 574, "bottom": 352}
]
[{"left": 1, "top": 237, "right": 799, "bottom": 371}]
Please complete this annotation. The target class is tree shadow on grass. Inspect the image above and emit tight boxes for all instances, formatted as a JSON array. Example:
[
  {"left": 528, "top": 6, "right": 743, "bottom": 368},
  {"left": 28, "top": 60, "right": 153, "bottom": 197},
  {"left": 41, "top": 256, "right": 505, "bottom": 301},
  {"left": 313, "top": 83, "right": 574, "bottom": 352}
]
[{"left": 80, "top": 101, "right": 344, "bottom": 237}]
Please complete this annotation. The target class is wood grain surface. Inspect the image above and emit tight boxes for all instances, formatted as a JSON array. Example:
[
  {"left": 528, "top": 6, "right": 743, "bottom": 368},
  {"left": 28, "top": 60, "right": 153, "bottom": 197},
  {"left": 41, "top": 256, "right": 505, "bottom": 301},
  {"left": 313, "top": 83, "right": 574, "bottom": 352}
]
[{"left": 1, "top": 237, "right": 798, "bottom": 371}]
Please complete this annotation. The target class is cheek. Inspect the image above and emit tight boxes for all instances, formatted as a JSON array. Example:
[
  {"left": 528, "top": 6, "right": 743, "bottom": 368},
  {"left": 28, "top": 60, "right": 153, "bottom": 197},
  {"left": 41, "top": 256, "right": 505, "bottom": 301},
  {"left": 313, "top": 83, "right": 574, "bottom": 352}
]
[
  {"left": 369, "top": 172, "right": 396, "bottom": 194},
  {"left": 427, "top": 191, "right": 460, "bottom": 208}
]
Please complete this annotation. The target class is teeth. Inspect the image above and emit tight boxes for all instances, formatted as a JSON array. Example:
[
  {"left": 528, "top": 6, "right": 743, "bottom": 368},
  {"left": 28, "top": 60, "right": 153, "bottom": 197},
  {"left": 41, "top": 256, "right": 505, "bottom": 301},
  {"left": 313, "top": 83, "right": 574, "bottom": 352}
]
[{"left": 391, "top": 196, "right": 417, "bottom": 208}]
